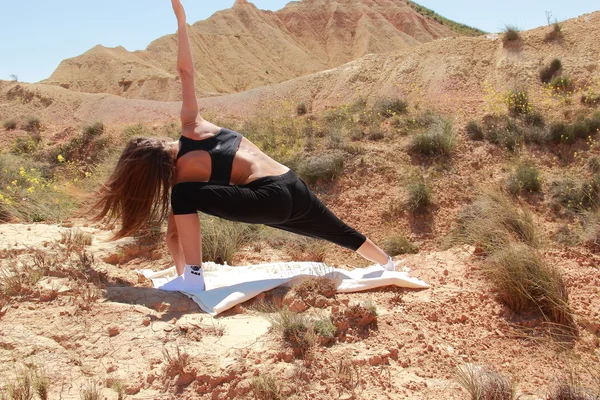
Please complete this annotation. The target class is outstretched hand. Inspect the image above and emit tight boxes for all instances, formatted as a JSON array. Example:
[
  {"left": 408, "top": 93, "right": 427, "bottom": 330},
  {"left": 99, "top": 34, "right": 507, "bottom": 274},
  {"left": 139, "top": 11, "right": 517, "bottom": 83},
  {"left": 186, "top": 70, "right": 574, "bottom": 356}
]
[{"left": 171, "top": 0, "right": 187, "bottom": 23}]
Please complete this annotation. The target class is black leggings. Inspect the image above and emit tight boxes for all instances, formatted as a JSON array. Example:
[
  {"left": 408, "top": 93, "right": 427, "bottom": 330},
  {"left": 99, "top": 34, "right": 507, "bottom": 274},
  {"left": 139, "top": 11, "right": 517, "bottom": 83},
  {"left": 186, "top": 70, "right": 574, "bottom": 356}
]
[{"left": 171, "top": 170, "right": 367, "bottom": 251}]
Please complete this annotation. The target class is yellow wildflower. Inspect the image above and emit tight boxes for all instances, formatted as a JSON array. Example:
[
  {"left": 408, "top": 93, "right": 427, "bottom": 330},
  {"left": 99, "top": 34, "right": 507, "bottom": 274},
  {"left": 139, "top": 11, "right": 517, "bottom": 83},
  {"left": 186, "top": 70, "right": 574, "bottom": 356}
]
[{"left": 57, "top": 154, "right": 65, "bottom": 163}]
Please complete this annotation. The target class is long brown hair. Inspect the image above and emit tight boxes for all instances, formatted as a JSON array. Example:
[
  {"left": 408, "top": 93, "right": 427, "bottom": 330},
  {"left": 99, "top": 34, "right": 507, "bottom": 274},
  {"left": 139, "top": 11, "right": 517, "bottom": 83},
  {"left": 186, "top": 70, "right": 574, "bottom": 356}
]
[{"left": 92, "top": 137, "right": 175, "bottom": 239}]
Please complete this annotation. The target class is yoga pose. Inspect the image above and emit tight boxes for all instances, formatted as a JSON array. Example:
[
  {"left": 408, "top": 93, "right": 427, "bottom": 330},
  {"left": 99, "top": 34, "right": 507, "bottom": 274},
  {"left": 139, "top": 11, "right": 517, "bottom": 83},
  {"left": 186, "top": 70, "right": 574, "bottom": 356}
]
[{"left": 93, "top": 0, "right": 394, "bottom": 292}]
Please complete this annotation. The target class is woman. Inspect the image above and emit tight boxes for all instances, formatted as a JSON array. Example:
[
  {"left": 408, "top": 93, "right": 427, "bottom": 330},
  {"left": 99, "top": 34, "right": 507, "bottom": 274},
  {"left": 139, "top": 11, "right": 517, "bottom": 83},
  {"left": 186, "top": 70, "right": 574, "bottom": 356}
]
[{"left": 93, "top": 0, "right": 395, "bottom": 292}]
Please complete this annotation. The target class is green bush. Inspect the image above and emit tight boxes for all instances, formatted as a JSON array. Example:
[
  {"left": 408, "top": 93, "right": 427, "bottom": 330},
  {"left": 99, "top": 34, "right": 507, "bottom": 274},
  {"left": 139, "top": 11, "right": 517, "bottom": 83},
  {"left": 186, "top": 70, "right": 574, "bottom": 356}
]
[
  {"left": 410, "top": 117, "right": 457, "bottom": 157},
  {"left": 506, "top": 89, "right": 530, "bottom": 116},
  {"left": 549, "top": 122, "right": 575, "bottom": 145},
  {"left": 383, "top": 235, "right": 419, "bottom": 256},
  {"left": 122, "top": 123, "right": 152, "bottom": 139},
  {"left": 550, "top": 178, "right": 600, "bottom": 213},
  {"left": 502, "top": 25, "right": 521, "bottom": 45},
  {"left": 373, "top": 98, "right": 408, "bottom": 118},
  {"left": 11, "top": 136, "right": 39, "bottom": 155},
  {"left": 3, "top": 119, "right": 17, "bottom": 130},
  {"left": 523, "top": 111, "right": 545, "bottom": 127},
  {"left": 545, "top": 22, "right": 563, "bottom": 41},
  {"left": 507, "top": 162, "right": 542, "bottom": 195},
  {"left": 297, "top": 154, "right": 344, "bottom": 185},
  {"left": 405, "top": 175, "right": 432, "bottom": 213},
  {"left": 588, "top": 157, "right": 600, "bottom": 174},
  {"left": 466, "top": 121, "right": 484, "bottom": 141},
  {"left": 83, "top": 122, "right": 105, "bottom": 137},
  {"left": 539, "top": 58, "right": 562, "bottom": 84},
  {"left": 367, "top": 128, "right": 385, "bottom": 141},
  {"left": 296, "top": 103, "right": 308, "bottom": 116},
  {"left": 23, "top": 117, "right": 41, "bottom": 132},
  {"left": 549, "top": 75, "right": 574, "bottom": 92}
]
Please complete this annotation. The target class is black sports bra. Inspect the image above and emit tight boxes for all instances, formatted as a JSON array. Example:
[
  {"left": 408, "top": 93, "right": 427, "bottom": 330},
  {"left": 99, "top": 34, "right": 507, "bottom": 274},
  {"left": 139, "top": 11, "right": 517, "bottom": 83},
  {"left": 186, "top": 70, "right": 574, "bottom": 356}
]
[{"left": 177, "top": 128, "right": 243, "bottom": 185}]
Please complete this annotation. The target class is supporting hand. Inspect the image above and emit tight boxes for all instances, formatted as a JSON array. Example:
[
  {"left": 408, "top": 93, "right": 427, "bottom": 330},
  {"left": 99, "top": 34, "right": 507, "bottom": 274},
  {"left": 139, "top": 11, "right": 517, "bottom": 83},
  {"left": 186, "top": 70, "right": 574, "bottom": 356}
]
[{"left": 171, "top": 0, "right": 187, "bottom": 24}]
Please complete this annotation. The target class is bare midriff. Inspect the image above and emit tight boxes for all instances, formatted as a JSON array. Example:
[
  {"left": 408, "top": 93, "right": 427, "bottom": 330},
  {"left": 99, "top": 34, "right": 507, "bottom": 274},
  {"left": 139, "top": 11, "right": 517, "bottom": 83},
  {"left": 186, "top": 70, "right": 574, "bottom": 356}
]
[{"left": 173, "top": 124, "right": 289, "bottom": 186}]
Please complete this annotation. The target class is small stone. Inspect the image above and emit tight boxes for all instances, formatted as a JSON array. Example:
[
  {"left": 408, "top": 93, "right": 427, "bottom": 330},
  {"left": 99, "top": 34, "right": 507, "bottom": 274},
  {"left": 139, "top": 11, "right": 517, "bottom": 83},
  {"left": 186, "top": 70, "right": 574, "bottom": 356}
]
[{"left": 108, "top": 326, "right": 120, "bottom": 337}]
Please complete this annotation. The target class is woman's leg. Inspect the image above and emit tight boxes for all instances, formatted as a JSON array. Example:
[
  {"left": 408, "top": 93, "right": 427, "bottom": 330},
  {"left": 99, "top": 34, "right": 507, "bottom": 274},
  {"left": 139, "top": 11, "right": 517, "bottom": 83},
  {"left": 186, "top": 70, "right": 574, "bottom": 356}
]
[
  {"left": 158, "top": 213, "right": 206, "bottom": 292},
  {"left": 269, "top": 176, "right": 395, "bottom": 270}
]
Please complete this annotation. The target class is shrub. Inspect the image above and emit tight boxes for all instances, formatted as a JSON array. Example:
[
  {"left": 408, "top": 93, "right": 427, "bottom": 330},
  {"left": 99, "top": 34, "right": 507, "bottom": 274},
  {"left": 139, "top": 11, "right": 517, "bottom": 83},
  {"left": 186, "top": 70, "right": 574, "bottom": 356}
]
[
  {"left": 313, "top": 317, "right": 337, "bottom": 339},
  {"left": 545, "top": 22, "right": 563, "bottom": 41},
  {"left": 4, "top": 367, "right": 34, "bottom": 400},
  {"left": 549, "top": 122, "right": 575, "bottom": 145},
  {"left": 23, "top": 116, "right": 41, "bottom": 132},
  {"left": 483, "top": 116, "right": 523, "bottom": 150},
  {"left": 122, "top": 123, "right": 152, "bottom": 139},
  {"left": 549, "top": 75, "right": 574, "bottom": 93},
  {"left": 455, "top": 364, "right": 516, "bottom": 400},
  {"left": 506, "top": 88, "right": 530, "bottom": 116},
  {"left": 405, "top": 175, "right": 432, "bottom": 213},
  {"left": 3, "top": 119, "right": 17, "bottom": 130},
  {"left": 268, "top": 307, "right": 314, "bottom": 349},
  {"left": 502, "top": 25, "right": 521, "bottom": 45},
  {"left": 540, "top": 58, "right": 562, "bottom": 84},
  {"left": 83, "top": 122, "right": 104, "bottom": 137},
  {"left": 581, "top": 93, "right": 600, "bottom": 106},
  {"left": 200, "top": 216, "right": 254, "bottom": 265},
  {"left": 410, "top": 117, "right": 457, "bottom": 157},
  {"left": 523, "top": 126, "right": 549, "bottom": 145},
  {"left": 581, "top": 210, "right": 600, "bottom": 252},
  {"left": 383, "top": 234, "right": 419, "bottom": 256},
  {"left": 507, "top": 162, "right": 542, "bottom": 195},
  {"left": 296, "top": 102, "right": 308, "bottom": 116},
  {"left": 466, "top": 120, "right": 484, "bottom": 141},
  {"left": 550, "top": 178, "right": 600, "bottom": 213},
  {"left": 586, "top": 113, "right": 600, "bottom": 134},
  {"left": 11, "top": 136, "right": 39, "bottom": 155},
  {"left": 588, "top": 157, "right": 600, "bottom": 174},
  {"left": 451, "top": 190, "right": 539, "bottom": 254},
  {"left": 488, "top": 242, "right": 572, "bottom": 325},
  {"left": 373, "top": 98, "right": 408, "bottom": 118},
  {"left": 523, "top": 111, "right": 545, "bottom": 127},
  {"left": 367, "top": 128, "right": 385, "bottom": 141},
  {"left": 297, "top": 153, "right": 344, "bottom": 185}
]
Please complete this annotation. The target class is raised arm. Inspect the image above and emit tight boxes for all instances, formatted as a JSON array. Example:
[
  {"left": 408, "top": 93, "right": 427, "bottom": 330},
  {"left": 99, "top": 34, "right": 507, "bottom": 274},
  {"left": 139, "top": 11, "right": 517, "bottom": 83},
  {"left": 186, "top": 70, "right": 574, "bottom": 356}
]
[{"left": 172, "top": 0, "right": 200, "bottom": 128}]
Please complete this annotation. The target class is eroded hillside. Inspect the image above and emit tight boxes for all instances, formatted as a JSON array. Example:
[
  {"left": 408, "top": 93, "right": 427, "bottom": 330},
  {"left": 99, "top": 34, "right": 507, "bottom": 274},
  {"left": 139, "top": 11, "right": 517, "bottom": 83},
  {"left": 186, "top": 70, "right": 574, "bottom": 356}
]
[{"left": 42, "top": 0, "right": 472, "bottom": 100}]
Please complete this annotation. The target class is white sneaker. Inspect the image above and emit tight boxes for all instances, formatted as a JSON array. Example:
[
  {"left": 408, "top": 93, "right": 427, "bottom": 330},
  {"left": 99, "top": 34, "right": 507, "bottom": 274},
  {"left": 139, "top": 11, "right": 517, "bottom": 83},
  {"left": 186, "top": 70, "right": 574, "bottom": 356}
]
[{"left": 382, "top": 256, "right": 395, "bottom": 272}]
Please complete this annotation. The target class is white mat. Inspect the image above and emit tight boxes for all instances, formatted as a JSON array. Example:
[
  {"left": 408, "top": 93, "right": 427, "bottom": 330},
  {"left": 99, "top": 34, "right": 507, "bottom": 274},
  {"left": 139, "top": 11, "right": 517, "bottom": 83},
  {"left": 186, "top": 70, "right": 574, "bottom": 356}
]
[{"left": 139, "top": 262, "right": 429, "bottom": 315}]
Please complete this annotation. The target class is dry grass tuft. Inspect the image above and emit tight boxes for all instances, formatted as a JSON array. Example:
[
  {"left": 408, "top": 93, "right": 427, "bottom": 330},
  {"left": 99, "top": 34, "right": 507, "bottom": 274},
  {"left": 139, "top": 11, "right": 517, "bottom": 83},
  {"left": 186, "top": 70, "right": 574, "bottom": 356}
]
[
  {"left": 162, "top": 347, "right": 190, "bottom": 378},
  {"left": 451, "top": 190, "right": 539, "bottom": 254},
  {"left": 0, "top": 261, "right": 45, "bottom": 298},
  {"left": 108, "top": 380, "right": 127, "bottom": 400},
  {"left": 487, "top": 242, "right": 572, "bottom": 326},
  {"left": 3, "top": 367, "right": 34, "bottom": 400},
  {"left": 455, "top": 363, "right": 516, "bottom": 400},
  {"left": 286, "top": 237, "right": 327, "bottom": 262},
  {"left": 200, "top": 216, "right": 254, "bottom": 265},
  {"left": 548, "top": 384, "right": 597, "bottom": 400},
  {"left": 251, "top": 374, "right": 283, "bottom": 400},
  {"left": 80, "top": 380, "right": 101, "bottom": 400},
  {"left": 383, "top": 234, "right": 419, "bottom": 256}
]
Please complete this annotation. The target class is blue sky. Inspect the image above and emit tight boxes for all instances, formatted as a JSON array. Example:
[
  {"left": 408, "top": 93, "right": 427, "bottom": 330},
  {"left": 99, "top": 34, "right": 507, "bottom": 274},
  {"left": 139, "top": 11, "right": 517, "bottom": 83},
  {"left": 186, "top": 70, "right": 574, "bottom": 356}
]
[{"left": 0, "top": 0, "right": 598, "bottom": 83}]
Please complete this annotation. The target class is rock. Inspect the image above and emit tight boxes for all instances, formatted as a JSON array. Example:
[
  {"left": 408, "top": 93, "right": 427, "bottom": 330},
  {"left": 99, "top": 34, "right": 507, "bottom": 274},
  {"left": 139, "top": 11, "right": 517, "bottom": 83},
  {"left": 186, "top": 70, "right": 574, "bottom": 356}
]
[
  {"left": 288, "top": 299, "right": 309, "bottom": 313},
  {"left": 108, "top": 326, "right": 120, "bottom": 337}
]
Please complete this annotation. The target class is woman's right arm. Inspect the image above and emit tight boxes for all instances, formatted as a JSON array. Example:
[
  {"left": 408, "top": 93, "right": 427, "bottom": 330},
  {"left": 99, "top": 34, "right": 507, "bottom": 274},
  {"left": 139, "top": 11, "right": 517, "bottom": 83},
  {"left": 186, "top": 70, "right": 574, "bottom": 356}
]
[{"left": 171, "top": 0, "right": 200, "bottom": 128}]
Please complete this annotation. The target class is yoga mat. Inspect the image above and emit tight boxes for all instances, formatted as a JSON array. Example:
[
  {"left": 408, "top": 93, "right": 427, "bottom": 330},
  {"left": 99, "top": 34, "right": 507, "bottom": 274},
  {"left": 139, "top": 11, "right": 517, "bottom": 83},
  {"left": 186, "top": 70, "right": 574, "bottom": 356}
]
[{"left": 139, "top": 262, "right": 429, "bottom": 315}]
